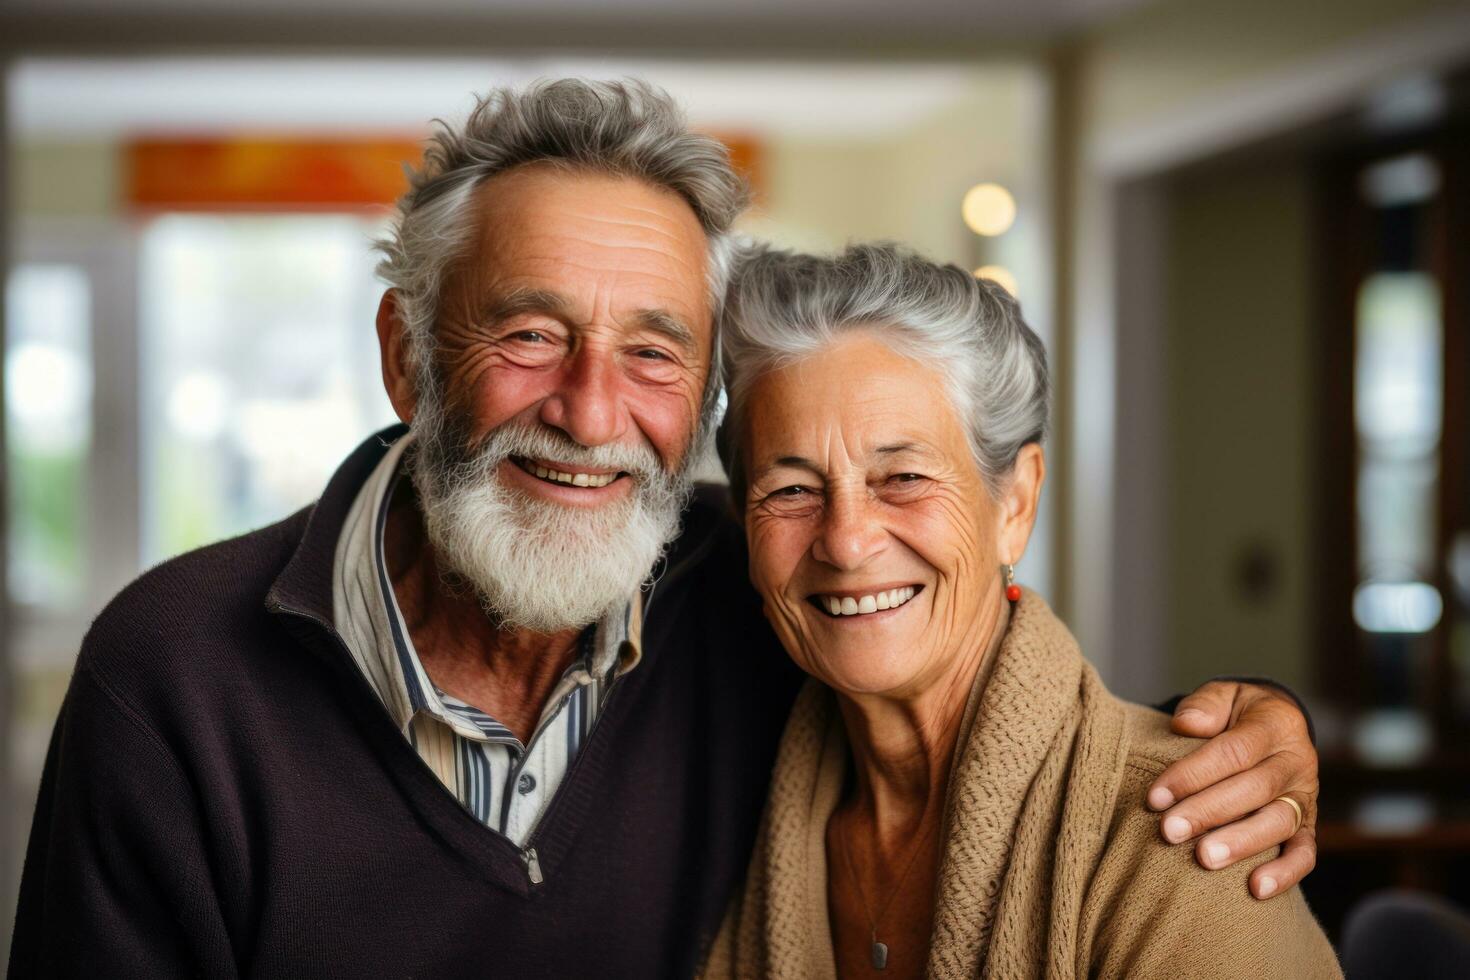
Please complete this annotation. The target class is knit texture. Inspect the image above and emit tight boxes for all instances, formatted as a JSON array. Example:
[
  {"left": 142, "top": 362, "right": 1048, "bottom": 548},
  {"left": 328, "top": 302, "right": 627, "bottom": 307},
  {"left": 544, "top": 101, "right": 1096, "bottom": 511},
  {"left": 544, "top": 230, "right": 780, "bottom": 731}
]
[{"left": 704, "top": 590, "right": 1342, "bottom": 979}]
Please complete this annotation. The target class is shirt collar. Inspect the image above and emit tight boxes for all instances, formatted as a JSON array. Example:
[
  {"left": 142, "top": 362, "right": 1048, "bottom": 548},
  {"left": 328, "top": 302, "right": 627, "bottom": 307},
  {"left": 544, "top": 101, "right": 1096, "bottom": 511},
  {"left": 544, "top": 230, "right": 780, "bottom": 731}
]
[{"left": 331, "top": 431, "right": 643, "bottom": 740}]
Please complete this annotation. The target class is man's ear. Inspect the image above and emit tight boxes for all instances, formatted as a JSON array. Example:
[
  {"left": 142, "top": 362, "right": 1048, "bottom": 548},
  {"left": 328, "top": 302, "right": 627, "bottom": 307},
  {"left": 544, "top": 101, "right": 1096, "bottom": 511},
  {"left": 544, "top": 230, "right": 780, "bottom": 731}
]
[
  {"left": 376, "top": 290, "right": 417, "bottom": 424},
  {"left": 999, "top": 443, "right": 1046, "bottom": 566}
]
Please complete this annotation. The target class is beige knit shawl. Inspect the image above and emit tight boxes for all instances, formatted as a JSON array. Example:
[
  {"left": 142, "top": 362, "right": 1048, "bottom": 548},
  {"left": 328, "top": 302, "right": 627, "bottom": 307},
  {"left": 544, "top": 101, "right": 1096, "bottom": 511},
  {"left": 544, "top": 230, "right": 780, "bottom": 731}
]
[{"left": 705, "top": 590, "right": 1129, "bottom": 979}]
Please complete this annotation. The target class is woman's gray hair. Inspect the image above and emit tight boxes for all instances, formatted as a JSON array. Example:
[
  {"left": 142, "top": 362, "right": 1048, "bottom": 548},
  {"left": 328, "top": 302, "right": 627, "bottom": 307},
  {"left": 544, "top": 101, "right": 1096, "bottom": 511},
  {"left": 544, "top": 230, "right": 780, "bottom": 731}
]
[
  {"left": 375, "top": 77, "right": 750, "bottom": 433},
  {"left": 720, "top": 242, "right": 1049, "bottom": 499}
]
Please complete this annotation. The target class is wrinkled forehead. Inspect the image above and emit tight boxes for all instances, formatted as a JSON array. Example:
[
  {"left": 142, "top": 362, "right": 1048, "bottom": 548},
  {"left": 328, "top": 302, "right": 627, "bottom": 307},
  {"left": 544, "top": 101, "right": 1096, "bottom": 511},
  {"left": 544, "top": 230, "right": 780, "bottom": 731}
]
[
  {"left": 460, "top": 165, "right": 714, "bottom": 330},
  {"left": 741, "top": 334, "right": 971, "bottom": 472}
]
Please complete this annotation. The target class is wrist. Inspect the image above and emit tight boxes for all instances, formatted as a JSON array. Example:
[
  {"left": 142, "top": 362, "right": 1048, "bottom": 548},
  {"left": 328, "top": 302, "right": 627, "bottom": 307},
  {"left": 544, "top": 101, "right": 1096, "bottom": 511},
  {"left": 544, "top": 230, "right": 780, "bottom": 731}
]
[{"left": 1207, "top": 675, "right": 1316, "bottom": 745}]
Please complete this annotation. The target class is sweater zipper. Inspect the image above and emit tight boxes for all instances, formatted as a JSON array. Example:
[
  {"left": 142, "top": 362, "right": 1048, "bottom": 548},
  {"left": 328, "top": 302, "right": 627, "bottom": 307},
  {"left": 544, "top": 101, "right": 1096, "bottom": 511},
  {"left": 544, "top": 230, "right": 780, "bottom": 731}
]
[
  {"left": 503, "top": 681, "right": 593, "bottom": 888},
  {"left": 512, "top": 662, "right": 631, "bottom": 887},
  {"left": 271, "top": 601, "right": 555, "bottom": 888},
  {"left": 522, "top": 846, "right": 544, "bottom": 885},
  {"left": 268, "top": 513, "right": 713, "bottom": 891}
]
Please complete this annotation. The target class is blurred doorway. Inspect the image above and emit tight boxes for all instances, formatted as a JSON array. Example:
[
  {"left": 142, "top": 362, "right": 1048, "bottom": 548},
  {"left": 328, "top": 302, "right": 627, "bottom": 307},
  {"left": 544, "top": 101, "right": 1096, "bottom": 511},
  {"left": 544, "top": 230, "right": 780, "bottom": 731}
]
[
  {"left": 1306, "top": 114, "right": 1470, "bottom": 940},
  {"left": 1317, "top": 125, "right": 1470, "bottom": 754}
]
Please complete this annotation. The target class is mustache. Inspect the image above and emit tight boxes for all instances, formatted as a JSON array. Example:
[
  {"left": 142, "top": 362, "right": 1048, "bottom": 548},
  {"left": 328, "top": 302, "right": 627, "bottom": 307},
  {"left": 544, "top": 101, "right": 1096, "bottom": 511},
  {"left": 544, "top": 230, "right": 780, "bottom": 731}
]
[{"left": 457, "top": 421, "right": 671, "bottom": 484}]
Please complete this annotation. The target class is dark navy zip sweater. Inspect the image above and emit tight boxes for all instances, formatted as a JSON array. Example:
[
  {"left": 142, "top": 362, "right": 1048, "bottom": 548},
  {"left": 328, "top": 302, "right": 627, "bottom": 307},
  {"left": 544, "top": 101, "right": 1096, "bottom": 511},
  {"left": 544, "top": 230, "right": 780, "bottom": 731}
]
[{"left": 9, "top": 427, "right": 803, "bottom": 979}]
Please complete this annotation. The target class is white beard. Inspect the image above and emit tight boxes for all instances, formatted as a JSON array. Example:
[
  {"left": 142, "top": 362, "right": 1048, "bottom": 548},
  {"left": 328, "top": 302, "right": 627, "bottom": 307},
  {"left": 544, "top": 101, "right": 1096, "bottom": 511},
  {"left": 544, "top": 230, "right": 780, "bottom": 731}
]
[{"left": 408, "top": 416, "right": 691, "bottom": 634}]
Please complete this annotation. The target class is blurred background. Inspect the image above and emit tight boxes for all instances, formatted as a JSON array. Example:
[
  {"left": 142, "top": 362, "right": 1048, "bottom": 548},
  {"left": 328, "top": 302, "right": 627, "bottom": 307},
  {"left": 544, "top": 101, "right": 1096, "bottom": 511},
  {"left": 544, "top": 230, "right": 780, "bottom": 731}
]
[{"left": 2, "top": 0, "right": 1469, "bottom": 964}]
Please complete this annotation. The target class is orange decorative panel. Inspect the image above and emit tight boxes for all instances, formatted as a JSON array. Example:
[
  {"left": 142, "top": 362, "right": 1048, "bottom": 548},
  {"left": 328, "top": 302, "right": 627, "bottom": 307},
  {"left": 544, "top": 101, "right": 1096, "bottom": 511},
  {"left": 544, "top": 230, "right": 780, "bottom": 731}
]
[
  {"left": 126, "top": 133, "right": 763, "bottom": 212},
  {"left": 126, "top": 137, "right": 425, "bottom": 211}
]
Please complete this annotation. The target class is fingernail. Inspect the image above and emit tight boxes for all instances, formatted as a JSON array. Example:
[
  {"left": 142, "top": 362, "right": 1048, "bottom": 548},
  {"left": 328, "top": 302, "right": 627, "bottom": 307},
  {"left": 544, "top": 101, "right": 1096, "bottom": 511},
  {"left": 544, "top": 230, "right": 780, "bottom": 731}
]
[
  {"left": 1147, "top": 786, "right": 1175, "bottom": 810},
  {"left": 1162, "top": 816, "right": 1191, "bottom": 843},
  {"left": 1203, "top": 842, "right": 1229, "bottom": 867},
  {"left": 1258, "top": 876, "right": 1277, "bottom": 898},
  {"left": 1176, "top": 708, "right": 1208, "bottom": 726}
]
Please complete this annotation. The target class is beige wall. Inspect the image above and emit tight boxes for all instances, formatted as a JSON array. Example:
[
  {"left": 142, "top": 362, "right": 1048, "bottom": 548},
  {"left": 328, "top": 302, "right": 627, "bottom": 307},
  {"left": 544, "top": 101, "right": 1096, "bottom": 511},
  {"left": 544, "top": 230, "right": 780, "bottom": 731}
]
[
  {"left": 741, "top": 72, "right": 1044, "bottom": 290},
  {"left": 1162, "top": 160, "right": 1315, "bottom": 691},
  {"left": 10, "top": 141, "right": 118, "bottom": 218},
  {"left": 1077, "top": 0, "right": 1465, "bottom": 138}
]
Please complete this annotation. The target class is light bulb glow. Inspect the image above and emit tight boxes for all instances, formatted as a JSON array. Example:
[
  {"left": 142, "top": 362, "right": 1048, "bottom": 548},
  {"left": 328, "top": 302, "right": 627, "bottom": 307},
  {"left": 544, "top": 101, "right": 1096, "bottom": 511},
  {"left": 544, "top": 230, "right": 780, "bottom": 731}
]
[{"left": 962, "top": 182, "right": 1017, "bottom": 236}]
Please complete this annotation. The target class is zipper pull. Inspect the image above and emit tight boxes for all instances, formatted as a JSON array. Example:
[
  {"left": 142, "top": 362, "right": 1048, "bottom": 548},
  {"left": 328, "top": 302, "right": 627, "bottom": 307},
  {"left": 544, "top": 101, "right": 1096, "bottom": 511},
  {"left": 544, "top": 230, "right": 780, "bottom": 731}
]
[{"left": 522, "top": 846, "right": 544, "bottom": 885}]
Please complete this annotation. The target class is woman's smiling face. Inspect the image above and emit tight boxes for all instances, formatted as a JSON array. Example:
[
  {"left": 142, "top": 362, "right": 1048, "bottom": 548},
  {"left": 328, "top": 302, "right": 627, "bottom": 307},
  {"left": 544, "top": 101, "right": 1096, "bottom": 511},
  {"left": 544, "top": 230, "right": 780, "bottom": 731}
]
[{"left": 742, "top": 332, "right": 1033, "bottom": 699}]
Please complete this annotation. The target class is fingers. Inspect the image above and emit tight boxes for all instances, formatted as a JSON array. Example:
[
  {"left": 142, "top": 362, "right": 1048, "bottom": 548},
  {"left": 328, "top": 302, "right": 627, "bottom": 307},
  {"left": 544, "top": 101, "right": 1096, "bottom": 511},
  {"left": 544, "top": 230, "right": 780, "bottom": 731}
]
[
  {"left": 1191, "top": 795, "right": 1303, "bottom": 871},
  {"left": 1157, "top": 751, "right": 1295, "bottom": 842},
  {"left": 1147, "top": 722, "right": 1270, "bottom": 812},
  {"left": 1147, "top": 682, "right": 1321, "bottom": 897},
  {"left": 1248, "top": 826, "right": 1317, "bottom": 900},
  {"left": 1148, "top": 690, "right": 1312, "bottom": 812},
  {"left": 1168, "top": 681, "right": 1241, "bottom": 739}
]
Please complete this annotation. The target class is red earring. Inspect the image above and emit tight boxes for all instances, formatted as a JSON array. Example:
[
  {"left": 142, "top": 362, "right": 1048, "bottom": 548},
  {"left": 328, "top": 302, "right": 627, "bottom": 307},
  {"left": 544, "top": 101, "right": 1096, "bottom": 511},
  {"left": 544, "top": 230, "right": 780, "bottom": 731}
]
[{"left": 1003, "top": 563, "right": 1022, "bottom": 602}]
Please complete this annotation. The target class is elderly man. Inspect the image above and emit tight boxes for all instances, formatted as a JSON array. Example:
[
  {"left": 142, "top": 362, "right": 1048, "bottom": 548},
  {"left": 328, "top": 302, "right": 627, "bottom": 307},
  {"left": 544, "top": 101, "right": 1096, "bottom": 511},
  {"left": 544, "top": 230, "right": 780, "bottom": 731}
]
[{"left": 10, "top": 80, "right": 1319, "bottom": 978}]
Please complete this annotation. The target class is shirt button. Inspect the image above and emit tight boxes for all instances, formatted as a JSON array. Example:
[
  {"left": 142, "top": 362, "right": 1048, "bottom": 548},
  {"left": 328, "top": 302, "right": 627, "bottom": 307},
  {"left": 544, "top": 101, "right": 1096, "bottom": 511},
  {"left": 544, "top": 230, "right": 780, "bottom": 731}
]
[{"left": 517, "top": 773, "right": 537, "bottom": 795}]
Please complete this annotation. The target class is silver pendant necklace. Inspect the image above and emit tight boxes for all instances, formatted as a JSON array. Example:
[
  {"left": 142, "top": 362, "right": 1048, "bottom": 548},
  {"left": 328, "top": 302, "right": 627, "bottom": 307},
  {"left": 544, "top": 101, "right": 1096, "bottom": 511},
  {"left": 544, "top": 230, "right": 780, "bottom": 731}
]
[
  {"left": 871, "top": 935, "right": 890, "bottom": 971},
  {"left": 837, "top": 814, "right": 938, "bottom": 972}
]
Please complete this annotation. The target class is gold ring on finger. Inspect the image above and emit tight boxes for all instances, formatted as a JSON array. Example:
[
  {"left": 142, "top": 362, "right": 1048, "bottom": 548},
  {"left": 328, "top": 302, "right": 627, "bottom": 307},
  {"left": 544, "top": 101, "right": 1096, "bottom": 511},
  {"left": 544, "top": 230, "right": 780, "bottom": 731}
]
[{"left": 1273, "top": 794, "right": 1303, "bottom": 836}]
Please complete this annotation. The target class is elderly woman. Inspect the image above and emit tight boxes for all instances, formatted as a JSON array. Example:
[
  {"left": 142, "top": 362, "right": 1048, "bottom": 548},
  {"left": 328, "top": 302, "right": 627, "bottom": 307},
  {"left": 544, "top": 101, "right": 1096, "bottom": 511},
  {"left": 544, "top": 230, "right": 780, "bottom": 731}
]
[{"left": 704, "top": 244, "right": 1340, "bottom": 979}]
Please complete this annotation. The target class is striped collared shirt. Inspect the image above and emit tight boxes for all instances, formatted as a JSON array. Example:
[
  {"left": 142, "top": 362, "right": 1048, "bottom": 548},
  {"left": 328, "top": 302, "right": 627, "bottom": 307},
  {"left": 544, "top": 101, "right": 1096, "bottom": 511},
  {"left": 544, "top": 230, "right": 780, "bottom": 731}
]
[{"left": 331, "top": 433, "right": 642, "bottom": 845}]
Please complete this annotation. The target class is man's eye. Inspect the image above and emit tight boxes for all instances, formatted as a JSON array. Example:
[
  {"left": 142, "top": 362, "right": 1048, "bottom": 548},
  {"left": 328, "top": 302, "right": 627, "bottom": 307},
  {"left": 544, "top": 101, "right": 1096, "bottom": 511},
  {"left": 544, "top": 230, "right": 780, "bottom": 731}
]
[
  {"left": 634, "top": 348, "right": 669, "bottom": 361},
  {"left": 511, "top": 330, "right": 547, "bottom": 343},
  {"left": 891, "top": 473, "right": 925, "bottom": 483},
  {"left": 771, "top": 485, "right": 811, "bottom": 498}
]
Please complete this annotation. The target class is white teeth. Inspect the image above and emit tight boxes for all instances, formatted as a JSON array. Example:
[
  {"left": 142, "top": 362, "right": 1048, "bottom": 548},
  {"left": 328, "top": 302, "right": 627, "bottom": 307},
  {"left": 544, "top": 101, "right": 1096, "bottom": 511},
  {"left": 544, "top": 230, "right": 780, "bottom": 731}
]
[
  {"left": 524, "top": 461, "right": 616, "bottom": 488},
  {"left": 821, "top": 586, "right": 918, "bottom": 617}
]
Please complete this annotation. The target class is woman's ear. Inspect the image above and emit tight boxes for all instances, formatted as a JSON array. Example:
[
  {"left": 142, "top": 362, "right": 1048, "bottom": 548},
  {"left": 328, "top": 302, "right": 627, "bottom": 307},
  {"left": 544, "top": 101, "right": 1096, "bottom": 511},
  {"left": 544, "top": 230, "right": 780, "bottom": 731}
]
[
  {"left": 999, "top": 443, "right": 1046, "bottom": 566},
  {"left": 376, "top": 290, "right": 418, "bottom": 424}
]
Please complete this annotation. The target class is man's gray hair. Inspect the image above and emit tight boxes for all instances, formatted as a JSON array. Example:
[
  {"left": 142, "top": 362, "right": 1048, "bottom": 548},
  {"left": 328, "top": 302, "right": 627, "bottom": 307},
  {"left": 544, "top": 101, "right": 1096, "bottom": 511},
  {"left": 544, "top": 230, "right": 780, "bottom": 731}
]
[
  {"left": 374, "top": 78, "right": 750, "bottom": 432},
  {"left": 720, "top": 242, "right": 1049, "bottom": 499}
]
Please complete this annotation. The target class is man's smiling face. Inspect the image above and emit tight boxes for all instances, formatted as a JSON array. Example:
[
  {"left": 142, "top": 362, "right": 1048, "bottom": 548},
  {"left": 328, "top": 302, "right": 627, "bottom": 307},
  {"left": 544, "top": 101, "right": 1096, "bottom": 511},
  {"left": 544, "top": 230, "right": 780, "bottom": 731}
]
[
  {"left": 436, "top": 163, "right": 714, "bottom": 489},
  {"left": 388, "top": 163, "right": 715, "bottom": 633}
]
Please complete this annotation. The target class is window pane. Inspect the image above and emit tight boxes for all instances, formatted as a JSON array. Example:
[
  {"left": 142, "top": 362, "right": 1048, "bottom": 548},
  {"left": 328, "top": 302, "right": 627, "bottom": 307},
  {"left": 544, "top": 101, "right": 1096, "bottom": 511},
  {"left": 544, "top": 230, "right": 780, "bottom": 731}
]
[
  {"left": 139, "top": 215, "right": 397, "bottom": 563},
  {"left": 1354, "top": 271, "right": 1442, "bottom": 587},
  {"left": 4, "top": 265, "right": 92, "bottom": 607},
  {"left": 1357, "top": 457, "right": 1437, "bottom": 582},
  {"left": 1354, "top": 272, "right": 1441, "bottom": 456}
]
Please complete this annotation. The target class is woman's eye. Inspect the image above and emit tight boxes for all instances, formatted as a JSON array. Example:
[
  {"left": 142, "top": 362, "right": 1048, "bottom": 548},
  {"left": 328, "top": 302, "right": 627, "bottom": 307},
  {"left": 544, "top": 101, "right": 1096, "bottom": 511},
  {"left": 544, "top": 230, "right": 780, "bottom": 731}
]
[
  {"left": 880, "top": 473, "right": 929, "bottom": 499},
  {"left": 757, "top": 484, "right": 821, "bottom": 515},
  {"left": 512, "top": 330, "right": 547, "bottom": 343},
  {"left": 761, "top": 485, "right": 822, "bottom": 508},
  {"left": 634, "top": 348, "right": 669, "bottom": 361}
]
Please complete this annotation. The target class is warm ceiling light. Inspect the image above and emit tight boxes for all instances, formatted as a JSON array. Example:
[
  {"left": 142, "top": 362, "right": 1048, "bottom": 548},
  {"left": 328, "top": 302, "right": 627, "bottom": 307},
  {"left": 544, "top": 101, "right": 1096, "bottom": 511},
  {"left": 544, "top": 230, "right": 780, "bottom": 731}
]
[
  {"left": 961, "top": 182, "right": 1016, "bottom": 236},
  {"left": 974, "top": 265, "right": 1019, "bottom": 298}
]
